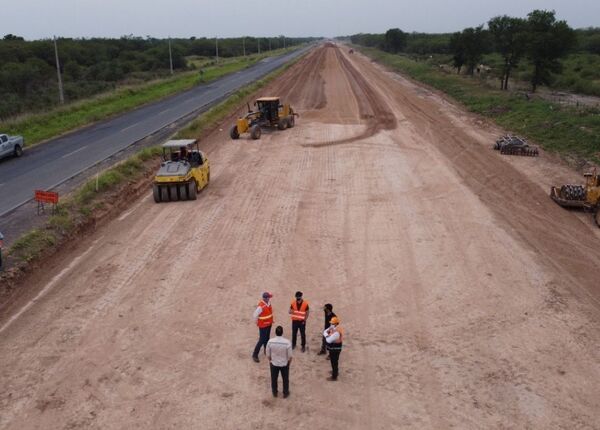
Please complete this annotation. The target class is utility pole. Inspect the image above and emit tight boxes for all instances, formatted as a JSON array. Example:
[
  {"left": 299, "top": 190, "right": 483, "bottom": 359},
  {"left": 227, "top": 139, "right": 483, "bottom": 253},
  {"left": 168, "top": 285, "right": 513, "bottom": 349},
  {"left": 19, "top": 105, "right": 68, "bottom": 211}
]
[
  {"left": 242, "top": 37, "right": 246, "bottom": 56},
  {"left": 257, "top": 38, "right": 261, "bottom": 54},
  {"left": 53, "top": 36, "right": 65, "bottom": 104},
  {"left": 215, "top": 36, "right": 219, "bottom": 63},
  {"left": 268, "top": 38, "right": 271, "bottom": 51},
  {"left": 168, "top": 37, "right": 173, "bottom": 75}
]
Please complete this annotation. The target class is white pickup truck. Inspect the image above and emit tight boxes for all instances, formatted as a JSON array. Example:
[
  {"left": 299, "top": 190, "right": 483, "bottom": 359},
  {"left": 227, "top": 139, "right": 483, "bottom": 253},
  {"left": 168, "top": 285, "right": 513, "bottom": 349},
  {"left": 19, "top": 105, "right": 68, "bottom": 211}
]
[{"left": 0, "top": 134, "right": 24, "bottom": 159}]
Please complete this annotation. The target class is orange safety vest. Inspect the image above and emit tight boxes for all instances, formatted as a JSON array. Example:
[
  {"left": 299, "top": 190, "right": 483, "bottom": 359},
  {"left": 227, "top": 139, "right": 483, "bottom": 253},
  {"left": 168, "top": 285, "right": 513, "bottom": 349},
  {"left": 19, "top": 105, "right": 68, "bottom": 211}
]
[
  {"left": 257, "top": 300, "right": 273, "bottom": 328},
  {"left": 290, "top": 300, "right": 309, "bottom": 321}
]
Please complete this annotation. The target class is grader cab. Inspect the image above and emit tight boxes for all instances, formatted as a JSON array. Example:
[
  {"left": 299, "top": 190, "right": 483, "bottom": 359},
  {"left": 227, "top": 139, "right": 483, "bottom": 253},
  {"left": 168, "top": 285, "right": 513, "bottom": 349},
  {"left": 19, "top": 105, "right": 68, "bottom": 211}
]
[{"left": 230, "top": 97, "right": 297, "bottom": 140}]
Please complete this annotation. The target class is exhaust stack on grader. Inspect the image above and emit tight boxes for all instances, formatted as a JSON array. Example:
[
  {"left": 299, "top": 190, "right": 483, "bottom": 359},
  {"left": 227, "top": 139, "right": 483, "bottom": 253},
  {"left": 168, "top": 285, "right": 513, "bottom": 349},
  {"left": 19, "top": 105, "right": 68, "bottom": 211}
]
[
  {"left": 550, "top": 170, "right": 600, "bottom": 227},
  {"left": 230, "top": 97, "right": 297, "bottom": 140},
  {"left": 153, "top": 139, "right": 210, "bottom": 203}
]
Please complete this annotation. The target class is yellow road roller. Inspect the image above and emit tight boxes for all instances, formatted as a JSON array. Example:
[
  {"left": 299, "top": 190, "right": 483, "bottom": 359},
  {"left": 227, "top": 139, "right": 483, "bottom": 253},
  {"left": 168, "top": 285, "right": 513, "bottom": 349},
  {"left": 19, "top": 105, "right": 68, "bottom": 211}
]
[{"left": 153, "top": 139, "right": 210, "bottom": 203}]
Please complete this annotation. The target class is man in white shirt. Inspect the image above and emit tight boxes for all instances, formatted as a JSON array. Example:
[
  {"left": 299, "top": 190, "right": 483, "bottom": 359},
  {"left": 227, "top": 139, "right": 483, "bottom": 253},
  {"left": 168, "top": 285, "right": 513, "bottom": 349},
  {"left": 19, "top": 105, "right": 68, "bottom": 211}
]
[
  {"left": 266, "top": 325, "right": 293, "bottom": 398},
  {"left": 323, "top": 316, "right": 343, "bottom": 381}
]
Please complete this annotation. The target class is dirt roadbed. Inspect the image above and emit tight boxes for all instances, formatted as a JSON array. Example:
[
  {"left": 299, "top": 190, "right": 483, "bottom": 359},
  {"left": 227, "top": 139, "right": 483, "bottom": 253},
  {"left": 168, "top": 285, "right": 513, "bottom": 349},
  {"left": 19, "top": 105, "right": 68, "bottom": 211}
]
[{"left": 1, "top": 44, "right": 599, "bottom": 429}]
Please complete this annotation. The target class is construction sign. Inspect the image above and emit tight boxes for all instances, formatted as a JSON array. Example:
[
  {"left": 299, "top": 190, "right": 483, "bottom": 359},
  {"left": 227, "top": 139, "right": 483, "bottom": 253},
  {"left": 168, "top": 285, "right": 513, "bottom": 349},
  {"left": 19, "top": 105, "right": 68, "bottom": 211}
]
[{"left": 34, "top": 190, "right": 59, "bottom": 214}]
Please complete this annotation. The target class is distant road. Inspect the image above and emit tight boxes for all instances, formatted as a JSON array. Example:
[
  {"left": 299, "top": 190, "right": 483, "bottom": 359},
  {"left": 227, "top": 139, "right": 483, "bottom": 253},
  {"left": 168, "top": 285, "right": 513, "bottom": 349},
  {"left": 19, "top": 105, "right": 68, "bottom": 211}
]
[{"left": 0, "top": 47, "right": 309, "bottom": 217}]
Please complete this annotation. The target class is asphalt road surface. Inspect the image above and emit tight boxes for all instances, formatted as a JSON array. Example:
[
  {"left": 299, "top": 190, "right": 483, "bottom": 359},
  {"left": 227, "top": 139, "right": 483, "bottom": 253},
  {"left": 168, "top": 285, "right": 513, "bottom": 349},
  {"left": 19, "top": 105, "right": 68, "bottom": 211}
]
[{"left": 0, "top": 47, "right": 309, "bottom": 217}]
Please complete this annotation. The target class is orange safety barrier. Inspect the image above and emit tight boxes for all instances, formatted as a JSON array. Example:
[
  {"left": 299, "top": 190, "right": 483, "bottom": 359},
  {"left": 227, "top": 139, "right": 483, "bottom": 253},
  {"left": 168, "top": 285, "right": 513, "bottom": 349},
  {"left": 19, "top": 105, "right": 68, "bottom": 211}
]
[{"left": 34, "top": 190, "right": 59, "bottom": 204}]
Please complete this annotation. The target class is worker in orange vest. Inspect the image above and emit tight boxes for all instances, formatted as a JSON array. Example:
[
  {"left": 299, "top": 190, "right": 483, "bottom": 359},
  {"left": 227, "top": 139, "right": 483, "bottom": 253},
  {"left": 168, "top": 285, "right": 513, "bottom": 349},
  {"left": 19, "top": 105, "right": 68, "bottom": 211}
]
[
  {"left": 252, "top": 292, "right": 274, "bottom": 363},
  {"left": 289, "top": 291, "right": 309, "bottom": 352},
  {"left": 323, "top": 316, "right": 343, "bottom": 381}
]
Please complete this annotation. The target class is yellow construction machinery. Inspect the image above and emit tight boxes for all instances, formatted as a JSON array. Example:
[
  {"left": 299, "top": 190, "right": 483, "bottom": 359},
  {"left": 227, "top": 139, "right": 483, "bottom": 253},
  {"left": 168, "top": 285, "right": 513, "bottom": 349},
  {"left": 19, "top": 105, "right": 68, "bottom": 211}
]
[
  {"left": 230, "top": 97, "right": 297, "bottom": 140},
  {"left": 153, "top": 139, "right": 210, "bottom": 203},
  {"left": 550, "top": 170, "right": 600, "bottom": 227}
]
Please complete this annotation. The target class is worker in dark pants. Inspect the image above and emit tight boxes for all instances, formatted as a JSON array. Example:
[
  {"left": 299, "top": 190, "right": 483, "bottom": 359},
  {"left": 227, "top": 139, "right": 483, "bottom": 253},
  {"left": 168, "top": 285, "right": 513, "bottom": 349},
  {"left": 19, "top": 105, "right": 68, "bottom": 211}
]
[
  {"left": 324, "top": 316, "right": 343, "bottom": 381},
  {"left": 289, "top": 291, "right": 309, "bottom": 352},
  {"left": 252, "top": 292, "right": 274, "bottom": 363},
  {"left": 266, "top": 325, "right": 292, "bottom": 398},
  {"left": 318, "top": 303, "right": 336, "bottom": 356}
]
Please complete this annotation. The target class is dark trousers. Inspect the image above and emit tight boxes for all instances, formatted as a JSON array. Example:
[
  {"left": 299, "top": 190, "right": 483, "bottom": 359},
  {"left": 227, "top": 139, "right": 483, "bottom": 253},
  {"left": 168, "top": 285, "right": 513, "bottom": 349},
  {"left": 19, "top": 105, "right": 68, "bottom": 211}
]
[
  {"left": 291, "top": 320, "right": 306, "bottom": 348},
  {"left": 329, "top": 349, "right": 341, "bottom": 379},
  {"left": 270, "top": 363, "right": 290, "bottom": 395},
  {"left": 253, "top": 325, "right": 272, "bottom": 358},
  {"left": 320, "top": 335, "right": 327, "bottom": 353}
]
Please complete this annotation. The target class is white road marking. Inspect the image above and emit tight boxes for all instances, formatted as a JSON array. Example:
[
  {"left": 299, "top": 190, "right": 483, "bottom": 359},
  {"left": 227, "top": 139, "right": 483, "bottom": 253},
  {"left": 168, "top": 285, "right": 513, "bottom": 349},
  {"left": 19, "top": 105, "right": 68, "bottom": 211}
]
[
  {"left": 121, "top": 122, "right": 138, "bottom": 132},
  {"left": 0, "top": 235, "right": 104, "bottom": 335},
  {"left": 61, "top": 145, "right": 88, "bottom": 159},
  {"left": 157, "top": 108, "right": 171, "bottom": 115},
  {"left": 117, "top": 194, "right": 150, "bottom": 221}
]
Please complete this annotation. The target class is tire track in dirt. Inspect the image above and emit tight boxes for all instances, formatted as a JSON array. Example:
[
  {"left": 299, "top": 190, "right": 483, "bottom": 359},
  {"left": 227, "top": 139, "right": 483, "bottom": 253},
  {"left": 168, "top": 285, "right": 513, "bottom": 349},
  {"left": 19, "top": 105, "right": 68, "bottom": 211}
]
[
  {"left": 351, "top": 50, "right": 600, "bottom": 307},
  {"left": 301, "top": 46, "right": 397, "bottom": 148},
  {"left": 268, "top": 47, "right": 327, "bottom": 111}
]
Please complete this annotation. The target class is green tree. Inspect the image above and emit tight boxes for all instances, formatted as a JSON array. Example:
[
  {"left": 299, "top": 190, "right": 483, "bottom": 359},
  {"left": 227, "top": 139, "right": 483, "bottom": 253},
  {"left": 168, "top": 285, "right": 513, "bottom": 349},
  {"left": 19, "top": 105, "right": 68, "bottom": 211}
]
[
  {"left": 450, "top": 26, "right": 487, "bottom": 75},
  {"left": 526, "top": 10, "right": 576, "bottom": 92},
  {"left": 450, "top": 32, "right": 466, "bottom": 74},
  {"left": 3, "top": 34, "right": 24, "bottom": 41},
  {"left": 583, "top": 33, "right": 600, "bottom": 55},
  {"left": 488, "top": 15, "right": 527, "bottom": 90},
  {"left": 462, "top": 26, "right": 487, "bottom": 76},
  {"left": 384, "top": 28, "right": 407, "bottom": 53}
]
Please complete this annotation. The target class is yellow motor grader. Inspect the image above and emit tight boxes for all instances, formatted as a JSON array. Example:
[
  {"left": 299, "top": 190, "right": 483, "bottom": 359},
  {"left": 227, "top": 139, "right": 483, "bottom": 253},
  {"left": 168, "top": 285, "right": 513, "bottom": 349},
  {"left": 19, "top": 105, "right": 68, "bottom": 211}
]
[
  {"left": 550, "top": 170, "right": 600, "bottom": 227},
  {"left": 230, "top": 97, "right": 297, "bottom": 140}
]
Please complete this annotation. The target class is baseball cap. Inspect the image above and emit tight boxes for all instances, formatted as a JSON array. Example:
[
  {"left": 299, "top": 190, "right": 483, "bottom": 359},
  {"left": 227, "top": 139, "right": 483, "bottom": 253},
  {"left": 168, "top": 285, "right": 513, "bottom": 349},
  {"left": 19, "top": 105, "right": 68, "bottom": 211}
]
[
  {"left": 262, "top": 292, "right": 273, "bottom": 299},
  {"left": 324, "top": 303, "right": 333, "bottom": 311}
]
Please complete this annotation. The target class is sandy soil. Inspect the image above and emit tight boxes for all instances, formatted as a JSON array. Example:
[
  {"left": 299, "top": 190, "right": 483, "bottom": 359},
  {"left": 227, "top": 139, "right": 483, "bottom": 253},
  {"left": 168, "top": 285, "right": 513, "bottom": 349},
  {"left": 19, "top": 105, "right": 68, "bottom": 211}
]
[{"left": 1, "top": 44, "right": 599, "bottom": 430}]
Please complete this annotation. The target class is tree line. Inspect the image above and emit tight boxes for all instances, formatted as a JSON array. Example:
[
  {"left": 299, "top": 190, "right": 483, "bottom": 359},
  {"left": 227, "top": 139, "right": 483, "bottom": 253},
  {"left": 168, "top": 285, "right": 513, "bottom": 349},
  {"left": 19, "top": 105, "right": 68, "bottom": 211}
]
[
  {"left": 0, "top": 35, "right": 315, "bottom": 120},
  {"left": 349, "top": 10, "right": 599, "bottom": 92}
]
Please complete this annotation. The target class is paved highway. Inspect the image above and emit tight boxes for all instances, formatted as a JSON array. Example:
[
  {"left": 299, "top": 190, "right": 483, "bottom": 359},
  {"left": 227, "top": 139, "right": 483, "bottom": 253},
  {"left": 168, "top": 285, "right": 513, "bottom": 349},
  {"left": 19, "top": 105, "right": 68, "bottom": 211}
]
[{"left": 0, "top": 47, "right": 309, "bottom": 217}]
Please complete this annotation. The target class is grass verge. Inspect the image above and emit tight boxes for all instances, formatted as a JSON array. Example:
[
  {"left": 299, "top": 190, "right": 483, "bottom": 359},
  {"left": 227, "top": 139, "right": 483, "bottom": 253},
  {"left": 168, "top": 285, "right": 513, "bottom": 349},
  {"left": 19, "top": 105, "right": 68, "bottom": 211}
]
[
  {"left": 2, "top": 49, "right": 306, "bottom": 282},
  {"left": 354, "top": 45, "right": 600, "bottom": 165},
  {"left": 1, "top": 48, "right": 297, "bottom": 148}
]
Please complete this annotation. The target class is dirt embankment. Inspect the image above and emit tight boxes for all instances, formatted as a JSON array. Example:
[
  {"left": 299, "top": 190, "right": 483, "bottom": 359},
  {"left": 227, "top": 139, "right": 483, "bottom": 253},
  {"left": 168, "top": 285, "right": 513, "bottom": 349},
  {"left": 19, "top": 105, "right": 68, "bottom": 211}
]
[{"left": 0, "top": 43, "right": 599, "bottom": 430}]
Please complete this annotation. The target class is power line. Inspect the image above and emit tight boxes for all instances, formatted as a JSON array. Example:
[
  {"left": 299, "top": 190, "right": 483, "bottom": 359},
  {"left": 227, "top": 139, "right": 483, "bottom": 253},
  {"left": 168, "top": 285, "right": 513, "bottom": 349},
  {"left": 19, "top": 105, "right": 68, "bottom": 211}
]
[
  {"left": 215, "top": 36, "right": 219, "bottom": 63},
  {"left": 168, "top": 37, "right": 173, "bottom": 75},
  {"left": 53, "top": 36, "right": 65, "bottom": 104}
]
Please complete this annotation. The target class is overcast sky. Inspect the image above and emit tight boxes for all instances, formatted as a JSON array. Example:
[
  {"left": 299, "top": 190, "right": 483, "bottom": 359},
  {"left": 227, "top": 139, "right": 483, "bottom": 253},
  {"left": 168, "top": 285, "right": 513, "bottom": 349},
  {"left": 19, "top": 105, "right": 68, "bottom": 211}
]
[{"left": 2, "top": 0, "right": 599, "bottom": 40}]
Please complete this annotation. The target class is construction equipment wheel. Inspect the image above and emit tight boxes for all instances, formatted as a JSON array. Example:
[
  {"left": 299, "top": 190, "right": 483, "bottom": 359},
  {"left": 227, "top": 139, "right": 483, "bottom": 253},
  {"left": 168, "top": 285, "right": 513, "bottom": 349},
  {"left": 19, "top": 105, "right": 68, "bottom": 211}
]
[
  {"left": 187, "top": 181, "right": 197, "bottom": 200},
  {"left": 288, "top": 116, "right": 295, "bottom": 128},
  {"left": 250, "top": 125, "right": 262, "bottom": 140},
  {"left": 153, "top": 184, "right": 161, "bottom": 203},
  {"left": 178, "top": 183, "right": 188, "bottom": 200},
  {"left": 278, "top": 119, "right": 287, "bottom": 130},
  {"left": 160, "top": 185, "right": 169, "bottom": 202},
  {"left": 230, "top": 125, "right": 240, "bottom": 140},
  {"left": 169, "top": 185, "right": 179, "bottom": 201}
]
